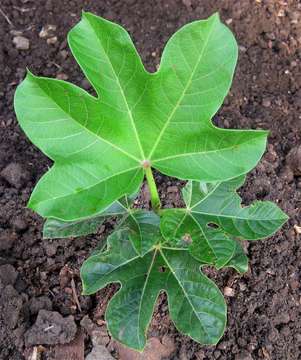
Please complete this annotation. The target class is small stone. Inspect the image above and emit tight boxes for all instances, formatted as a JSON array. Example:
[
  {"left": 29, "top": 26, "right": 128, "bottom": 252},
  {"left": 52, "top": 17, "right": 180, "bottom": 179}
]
[
  {"left": 47, "top": 36, "right": 58, "bottom": 45},
  {"left": 239, "top": 281, "right": 247, "bottom": 291},
  {"left": 85, "top": 345, "right": 114, "bottom": 360},
  {"left": 1, "top": 285, "right": 23, "bottom": 329},
  {"left": 195, "top": 350, "right": 206, "bottom": 360},
  {"left": 80, "top": 315, "right": 96, "bottom": 335},
  {"left": 12, "top": 216, "right": 28, "bottom": 232},
  {"left": 81, "top": 78, "right": 91, "bottom": 90},
  {"left": 13, "top": 36, "right": 30, "bottom": 50},
  {"left": 262, "top": 98, "right": 271, "bottom": 108},
  {"left": 91, "top": 329, "right": 110, "bottom": 346},
  {"left": 182, "top": 0, "right": 192, "bottom": 8},
  {"left": 56, "top": 73, "right": 69, "bottom": 80},
  {"left": 167, "top": 186, "right": 178, "bottom": 193},
  {"left": 0, "top": 230, "right": 17, "bottom": 251},
  {"left": 273, "top": 312, "right": 290, "bottom": 325},
  {"left": 224, "top": 286, "right": 235, "bottom": 297},
  {"left": 286, "top": 146, "right": 301, "bottom": 176},
  {"left": 29, "top": 296, "right": 53, "bottom": 315},
  {"left": 0, "top": 264, "right": 18, "bottom": 286},
  {"left": 0, "top": 162, "right": 29, "bottom": 189},
  {"left": 268, "top": 327, "right": 279, "bottom": 343},
  {"left": 235, "top": 351, "right": 253, "bottom": 360},
  {"left": 24, "top": 310, "right": 77, "bottom": 345},
  {"left": 60, "top": 49, "right": 69, "bottom": 59},
  {"left": 280, "top": 166, "right": 294, "bottom": 183},
  {"left": 294, "top": 225, "right": 301, "bottom": 235},
  {"left": 39, "top": 24, "right": 57, "bottom": 38},
  {"left": 44, "top": 242, "right": 58, "bottom": 257}
]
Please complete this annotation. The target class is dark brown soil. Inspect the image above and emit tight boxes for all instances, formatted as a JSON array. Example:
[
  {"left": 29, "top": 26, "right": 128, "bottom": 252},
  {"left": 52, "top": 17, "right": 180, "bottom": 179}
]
[{"left": 0, "top": 0, "right": 300, "bottom": 359}]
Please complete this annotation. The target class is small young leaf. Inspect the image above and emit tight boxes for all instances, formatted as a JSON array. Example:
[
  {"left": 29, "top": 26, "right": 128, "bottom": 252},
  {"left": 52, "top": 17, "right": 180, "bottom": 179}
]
[
  {"left": 161, "top": 176, "right": 287, "bottom": 270},
  {"left": 159, "top": 209, "right": 216, "bottom": 263},
  {"left": 81, "top": 227, "right": 226, "bottom": 350},
  {"left": 15, "top": 12, "right": 268, "bottom": 221},
  {"left": 183, "top": 176, "right": 288, "bottom": 240}
]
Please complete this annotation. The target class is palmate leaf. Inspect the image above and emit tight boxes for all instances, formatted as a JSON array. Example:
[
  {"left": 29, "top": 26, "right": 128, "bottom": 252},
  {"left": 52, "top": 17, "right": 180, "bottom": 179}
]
[
  {"left": 160, "top": 176, "right": 288, "bottom": 271},
  {"left": 44, "top": 193, "right": 160, "bottom": 256},
  {"left": 81, "top": 227, "right": 226, "bottom": 350},
  {"left": 14, "top": 12, "right": 268, "bottom": 221}
]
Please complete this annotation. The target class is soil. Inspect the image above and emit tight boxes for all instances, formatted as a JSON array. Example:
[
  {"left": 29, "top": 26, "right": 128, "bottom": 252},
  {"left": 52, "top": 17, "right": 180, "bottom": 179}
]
[{"left": 0, "top": 0, "right": 300, "bottom": 359}]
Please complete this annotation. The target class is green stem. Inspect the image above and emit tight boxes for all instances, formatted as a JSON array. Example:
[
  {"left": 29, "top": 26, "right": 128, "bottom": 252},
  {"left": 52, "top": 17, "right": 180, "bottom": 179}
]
[{"left": 144, "top": 166, "right": 161, "bottom": 212}]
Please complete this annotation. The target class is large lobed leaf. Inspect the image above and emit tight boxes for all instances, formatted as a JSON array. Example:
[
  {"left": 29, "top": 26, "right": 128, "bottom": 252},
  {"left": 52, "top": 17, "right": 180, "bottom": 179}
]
[
  {"left": 81, "top": 226, "right": 226, "bottom": 350},
  {"left": 14, "top": 12, "right": 268, "bottom": 221}
]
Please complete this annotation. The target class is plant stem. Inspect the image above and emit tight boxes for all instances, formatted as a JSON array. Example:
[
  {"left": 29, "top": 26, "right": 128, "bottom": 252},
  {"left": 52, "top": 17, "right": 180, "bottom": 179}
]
[{"left": 144, "top": 166, "right": 161, "bottom": 212}]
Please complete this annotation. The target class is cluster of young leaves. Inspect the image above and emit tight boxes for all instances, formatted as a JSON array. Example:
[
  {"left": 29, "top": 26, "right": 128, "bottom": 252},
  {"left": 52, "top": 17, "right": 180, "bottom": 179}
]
[{"left": 14, "top": 12, "right": 288, "bottom": 351}]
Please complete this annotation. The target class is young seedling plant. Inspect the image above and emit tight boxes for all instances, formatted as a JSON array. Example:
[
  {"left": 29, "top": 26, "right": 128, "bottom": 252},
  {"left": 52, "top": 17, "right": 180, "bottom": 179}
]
[{"left": 14, "top": 12, "right": 288, "bottom": 351}]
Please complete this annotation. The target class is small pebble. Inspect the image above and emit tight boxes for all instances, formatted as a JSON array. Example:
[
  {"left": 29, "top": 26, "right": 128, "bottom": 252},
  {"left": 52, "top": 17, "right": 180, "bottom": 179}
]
[
  {"left": 13, "top": 36, "right": 30, "bottom": 50},
  {"left": 60, "top": 50, "right": 68, "bottom": 59},
  {"left": 280, "top": 166, "right": 294, "bottom": 183},
  {"left": 224, "top": 286, "right": 235, "bottom": 297},
  {"left": 56, "top": 73, "right": 69, "bottom": 80},
  {"left": 47, "top": 36, "right": 58, "bottom": 45},
  {"left": 12, "top": 216, "right": 28, "bottom": 232},
  {"left": 167, "top": 186, "right": 178, "bottom": 193},
  {"left": 0, "top": 162, "right": 30, "bottom": 189},
  {"left": 235, "top": 351, "right": 253, "bottom": 360},
  {"left": 39, "top": 24, "right": 56, "bottom": 38},
  {"left": 286, "top": 145, "right": 301, "bottom": 176},
  {"left": 262, "top": 98, "right": 271, "bottom": 108},
  {"left": 81, "top": 79, "right": 91, "bottom": 90}
]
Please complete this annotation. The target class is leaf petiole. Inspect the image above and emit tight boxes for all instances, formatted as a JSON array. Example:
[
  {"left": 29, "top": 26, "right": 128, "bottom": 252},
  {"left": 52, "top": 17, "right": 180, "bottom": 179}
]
[{"left": 144, "top": 165, "right": 161, "bottom": 213}]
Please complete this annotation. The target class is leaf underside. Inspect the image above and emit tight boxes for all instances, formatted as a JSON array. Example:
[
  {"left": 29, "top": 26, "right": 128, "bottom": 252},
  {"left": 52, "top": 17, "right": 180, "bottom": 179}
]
[{"left": 14, "top": 12, "right": 268, "bottom": 221}]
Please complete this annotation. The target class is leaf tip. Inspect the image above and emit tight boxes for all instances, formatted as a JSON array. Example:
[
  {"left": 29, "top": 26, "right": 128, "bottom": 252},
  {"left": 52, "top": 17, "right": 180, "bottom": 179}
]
[
  {"left": 211, "top": 12, "right": 220, "bottom": 21},
  {"left": 81, "top": 9, "right": 89, "bottom": 18}
]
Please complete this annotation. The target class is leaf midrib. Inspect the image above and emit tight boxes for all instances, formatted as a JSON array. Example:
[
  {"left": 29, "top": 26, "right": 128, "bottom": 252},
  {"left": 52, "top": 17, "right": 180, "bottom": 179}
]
[
  {"left": 159, "top": 249, "right": 210, "bottom": 339},
  {"left": 136, "top": 249, "right": 158, "bottom": 348},
  {"left": 148, "top": 16, "right": 218, "bottom": 160},
  {"left": 84, "top": 14, "right": 146, "bottom": 160}
]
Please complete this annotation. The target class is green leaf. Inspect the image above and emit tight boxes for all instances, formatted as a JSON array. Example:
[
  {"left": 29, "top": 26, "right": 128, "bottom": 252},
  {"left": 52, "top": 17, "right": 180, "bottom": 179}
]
[
  {"left": 189, "top": 228, "right": 236, "bottom": 269},
  {"left": 161, "top": 176, "right": 287, "bottom": 270},
  {"left": 122, "top": 210, "right": 161, "bottom": 256},
  {"left": 183, "top": 176, "right": 288, "bottom": 240},
  {"left": 14, "top": 12, "right": 267, "bottom": 221},
  {"left": 81, "top": 227, "right": 226, "bottom": 350},
  {"left": 43, "top": 199, "right": 127, "bottom": 238},
  {"left": 160, "top": 208, "right": 236, "bottom": 269},
  {"left": 43, "top": 193, "right": 159, "bottom": 256},
  {"left": 225, "top": 240, "right": 248, "bottom": 274}
]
